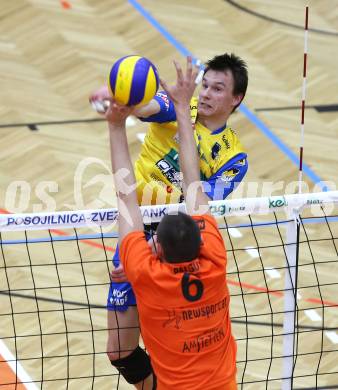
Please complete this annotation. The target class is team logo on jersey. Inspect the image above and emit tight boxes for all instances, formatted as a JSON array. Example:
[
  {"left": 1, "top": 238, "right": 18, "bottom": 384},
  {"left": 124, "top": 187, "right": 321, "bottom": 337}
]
[
  {"left": 221, "top": 168, "right": 239, "bottom": 182},
  {"left": 163, "top": 309, "right": 182, "bottom": 329},
  {"left": 211, "top": 142, "right": 221, "bottom": 160}
]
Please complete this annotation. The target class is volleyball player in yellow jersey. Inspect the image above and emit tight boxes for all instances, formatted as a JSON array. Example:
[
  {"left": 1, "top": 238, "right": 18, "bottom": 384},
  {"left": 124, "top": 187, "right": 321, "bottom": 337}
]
[{"left": 90, "top": 53, "right": 248, "bottom": 389}]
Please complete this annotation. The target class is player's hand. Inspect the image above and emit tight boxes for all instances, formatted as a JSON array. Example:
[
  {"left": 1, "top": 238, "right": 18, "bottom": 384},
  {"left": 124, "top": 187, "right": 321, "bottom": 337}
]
[
  {"left": 160, "top": 56, "right": 200, "bottom": 108},
  {"left": 89, "top": 85, "right": 111, "bottom": 114},
  {"left": 90, "top": 85, "right": 110, "bottom": 102},
  {"left": 105, "top": 99, "right": 134, "bottom": 127},
  {"left": 110, "top": 264, "right": 128, "bottom": 283}
]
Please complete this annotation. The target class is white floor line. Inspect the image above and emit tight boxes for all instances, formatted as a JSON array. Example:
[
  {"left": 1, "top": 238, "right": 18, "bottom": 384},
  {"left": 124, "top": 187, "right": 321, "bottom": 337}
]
[
  {"left": 264, "top": 267, "right": 281, "bottom": 279},
  {"left": 325, "top": 331, "right": 338, "bottom": 344},
  {"left": 0, "top": 340, "right": 38, "bottom": 390},
  {"left": 304, "top": 309, "right": 322, "bottom": 322},
  {"left": 245, "top": 246, "right": 259, "bottom": 258},
  {"left": 228, "top": 227, "right": 242, "bottom": 238}
]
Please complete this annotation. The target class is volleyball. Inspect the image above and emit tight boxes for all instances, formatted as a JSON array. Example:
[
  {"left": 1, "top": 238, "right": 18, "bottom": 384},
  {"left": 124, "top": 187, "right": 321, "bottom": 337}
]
[{"left": 108, "top": 55, "right": 159, "bottom": 106}]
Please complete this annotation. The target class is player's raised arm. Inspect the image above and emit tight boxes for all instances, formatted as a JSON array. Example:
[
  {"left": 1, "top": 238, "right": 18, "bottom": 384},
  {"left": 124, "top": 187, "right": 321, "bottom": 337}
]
[
  {"left": 104, "top": 100, "right": 143, "bottom": 245},
  {"left": 161, "top": 57, "right": 210, "bottom": 215}
]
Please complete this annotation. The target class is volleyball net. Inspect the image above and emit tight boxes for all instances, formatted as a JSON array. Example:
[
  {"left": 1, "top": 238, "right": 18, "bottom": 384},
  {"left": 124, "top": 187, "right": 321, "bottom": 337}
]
[{"left": 0, "top": 191, "right": 337, "bottom": 389}]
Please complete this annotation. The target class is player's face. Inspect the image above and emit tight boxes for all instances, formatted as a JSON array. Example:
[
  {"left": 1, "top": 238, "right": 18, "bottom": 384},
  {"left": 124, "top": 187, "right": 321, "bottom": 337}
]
[{"left": 197, "top": 69, "right": 242, "bottom": 118}]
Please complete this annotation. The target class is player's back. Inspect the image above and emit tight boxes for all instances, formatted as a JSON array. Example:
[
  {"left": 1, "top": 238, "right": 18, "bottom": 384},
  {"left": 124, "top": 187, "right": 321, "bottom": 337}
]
[{"left": 121, "top": 215, "right": 237, "bottom": 389}]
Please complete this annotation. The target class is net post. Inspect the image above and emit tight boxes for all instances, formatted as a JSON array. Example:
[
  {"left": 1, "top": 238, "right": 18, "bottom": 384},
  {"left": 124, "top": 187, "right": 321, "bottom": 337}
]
[{"left": 281, "top": 217, "right": 298, "bottom": 389}]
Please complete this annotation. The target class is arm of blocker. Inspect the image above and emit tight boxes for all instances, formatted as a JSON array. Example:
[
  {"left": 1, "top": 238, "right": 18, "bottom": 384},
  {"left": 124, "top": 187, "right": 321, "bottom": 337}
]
[
  {"left": 106, "top": 105, "right": 143, "bottom": 246},
  {"left": 166, "top": 58, "right": 210, "bottom": 216}
]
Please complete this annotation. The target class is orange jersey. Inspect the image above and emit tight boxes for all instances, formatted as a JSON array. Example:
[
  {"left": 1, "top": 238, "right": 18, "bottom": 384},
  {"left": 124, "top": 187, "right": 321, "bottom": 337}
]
[{"left": 120, "top": 215, "right": 237, "bottom": 389}]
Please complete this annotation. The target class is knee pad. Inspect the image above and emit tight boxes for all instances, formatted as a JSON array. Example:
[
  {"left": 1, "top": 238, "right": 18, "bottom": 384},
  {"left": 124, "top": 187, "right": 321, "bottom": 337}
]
[
  {"left": 110, "top": 346, "right": 152, "bottom": 384},
  {"left": 152, "top": 372, "right": 157, "bottom": 389}
]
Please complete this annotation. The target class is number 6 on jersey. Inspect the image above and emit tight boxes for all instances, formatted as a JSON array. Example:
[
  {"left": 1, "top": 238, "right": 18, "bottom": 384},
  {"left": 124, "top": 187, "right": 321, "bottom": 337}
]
[{"left": 181, "top": 273, "right": 204, "bottom": 302}]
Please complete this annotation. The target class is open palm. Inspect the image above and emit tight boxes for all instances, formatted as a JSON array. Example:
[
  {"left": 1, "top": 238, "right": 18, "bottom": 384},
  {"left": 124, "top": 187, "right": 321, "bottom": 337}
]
[{"left": 160, "top": 56, "right": 200, "bottom": 107}]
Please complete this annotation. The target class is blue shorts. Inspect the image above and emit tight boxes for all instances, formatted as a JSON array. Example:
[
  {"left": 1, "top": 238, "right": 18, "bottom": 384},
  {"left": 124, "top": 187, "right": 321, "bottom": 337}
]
[
  {"left": 107, "top": 245, "right": 136, "bottom": 311},
  {"left": 107, "top": 224, "right": 159, "bottom": 312}
]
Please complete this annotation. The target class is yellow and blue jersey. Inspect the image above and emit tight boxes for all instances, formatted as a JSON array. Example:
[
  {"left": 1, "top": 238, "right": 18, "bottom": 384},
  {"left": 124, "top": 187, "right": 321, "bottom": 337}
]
[{"left": 135, "top": 91, "right": 248, "bottom": 205}]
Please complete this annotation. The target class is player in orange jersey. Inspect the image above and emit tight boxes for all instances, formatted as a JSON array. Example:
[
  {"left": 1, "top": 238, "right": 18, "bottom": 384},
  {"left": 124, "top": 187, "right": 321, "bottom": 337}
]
[
  {"left": 92, "top": 53, "right": 247, "bottom": 389},
  {"left": 105, "top": 57, "right": 237, "bottom": 389}
]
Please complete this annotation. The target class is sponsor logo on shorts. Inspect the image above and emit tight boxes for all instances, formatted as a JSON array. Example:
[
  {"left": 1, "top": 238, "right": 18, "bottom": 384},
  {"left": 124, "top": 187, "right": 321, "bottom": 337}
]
[{"left": 110, "top": 288, "right": 128, "bottom": 306}]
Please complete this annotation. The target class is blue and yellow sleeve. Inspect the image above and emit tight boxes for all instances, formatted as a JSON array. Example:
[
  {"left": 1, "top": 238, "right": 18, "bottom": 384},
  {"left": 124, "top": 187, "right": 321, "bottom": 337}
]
[
  {"left": 138, "top": 91, "right": 177, "bottom": 123},
  {"left": 203, "top": 153, "right": 248, "bottom": 200}
]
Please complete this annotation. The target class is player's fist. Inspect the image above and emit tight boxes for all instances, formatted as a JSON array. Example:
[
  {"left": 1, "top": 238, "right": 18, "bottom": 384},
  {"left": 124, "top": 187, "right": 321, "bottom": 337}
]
[{"left": 105, "top": 99, "right": 133, "bottom": 125}]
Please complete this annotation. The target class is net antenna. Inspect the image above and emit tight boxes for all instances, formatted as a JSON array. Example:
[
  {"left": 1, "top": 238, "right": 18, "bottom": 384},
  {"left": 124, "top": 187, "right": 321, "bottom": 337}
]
[
  {"left": 282, "top": 6, "right": 309, "bottom": 390},
  {"left": 298, "top": 6, "right": 309, "bottom": 195}
]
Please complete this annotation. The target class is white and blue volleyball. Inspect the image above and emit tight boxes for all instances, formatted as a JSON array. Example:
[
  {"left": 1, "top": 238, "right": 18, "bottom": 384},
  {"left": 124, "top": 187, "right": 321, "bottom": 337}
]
[{"left": 108, "top": 55, "right": 159, "bottom": 106}]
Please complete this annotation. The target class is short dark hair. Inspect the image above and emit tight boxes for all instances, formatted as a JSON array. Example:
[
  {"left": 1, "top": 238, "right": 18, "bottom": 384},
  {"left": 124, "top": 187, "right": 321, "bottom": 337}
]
[
  {"left": 156, "top": 212, "right": 201, "bottom": 263},
  {"left": 204, "top": 53, "right": 248, "bottom": 111}
]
